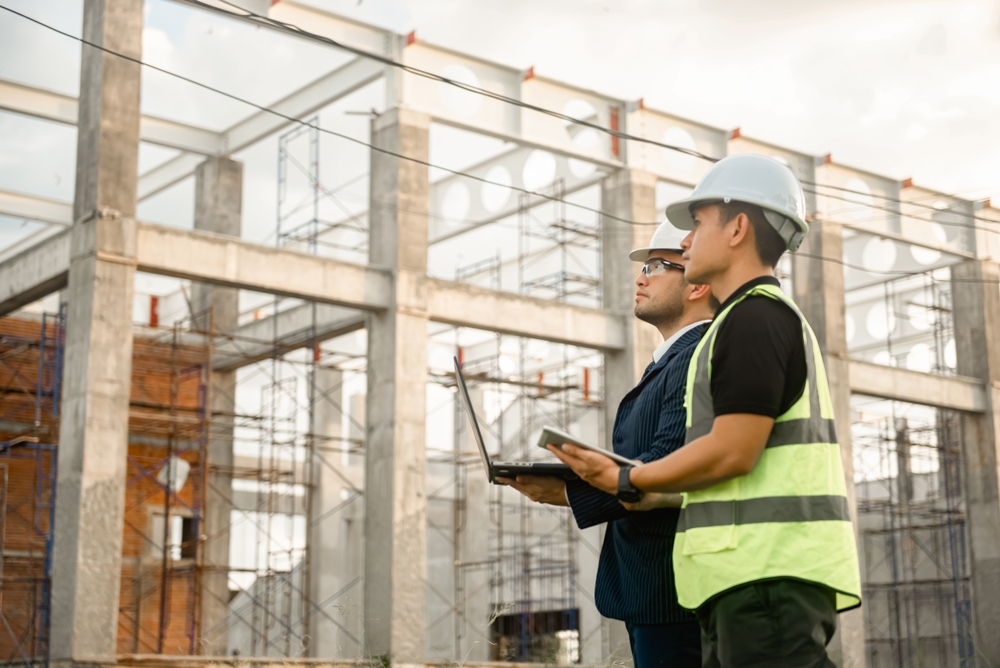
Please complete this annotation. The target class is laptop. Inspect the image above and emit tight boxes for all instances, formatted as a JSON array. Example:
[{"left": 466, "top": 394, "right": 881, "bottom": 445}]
[{"left": 454, "top": 357, "right": 577, "bottom": 483}]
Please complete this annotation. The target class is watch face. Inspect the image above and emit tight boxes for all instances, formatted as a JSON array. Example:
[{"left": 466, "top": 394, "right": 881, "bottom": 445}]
[{"left": 617, "top": 489, "right": 642, "bottom": 503}]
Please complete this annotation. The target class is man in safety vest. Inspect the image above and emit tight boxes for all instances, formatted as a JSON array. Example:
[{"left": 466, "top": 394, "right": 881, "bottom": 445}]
[{"left": 550, "top": 154, "right": 862, "bottom": 667}]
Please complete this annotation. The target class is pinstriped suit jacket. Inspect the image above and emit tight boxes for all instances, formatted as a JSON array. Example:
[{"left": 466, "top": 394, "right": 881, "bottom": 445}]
[{"left": 565, "top": 325, "right": 705, "bottom": 624}]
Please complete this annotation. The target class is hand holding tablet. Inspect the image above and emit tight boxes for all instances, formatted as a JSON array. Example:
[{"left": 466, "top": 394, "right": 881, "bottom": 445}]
[{"left": 536, "top": 426, "right": 640, "bottom": 466}]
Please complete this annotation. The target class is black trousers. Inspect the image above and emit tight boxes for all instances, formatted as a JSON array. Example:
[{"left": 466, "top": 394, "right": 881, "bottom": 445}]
[
  {"left": 625, "top": 620, "right": 702, "bottom": 668},
  {"left": 695, "top": 579, "right": 838, "bottom": 668}
]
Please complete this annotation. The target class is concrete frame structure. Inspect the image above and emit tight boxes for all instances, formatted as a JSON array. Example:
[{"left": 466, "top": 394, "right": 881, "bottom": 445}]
[
  {"left": 1, "top": 0, "right": 999, "bottom": 666},
  {"left": 48, "top": 1, "right": 142, "bottom": 664}
]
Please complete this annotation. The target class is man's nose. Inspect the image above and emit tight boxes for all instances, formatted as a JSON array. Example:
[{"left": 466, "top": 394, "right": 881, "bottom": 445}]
[
  {"left": 636, "top": 269, "right": 647, "bottom": 287},
  {"left": 680, "top": 231, "right": 693, "bottom": 251}
]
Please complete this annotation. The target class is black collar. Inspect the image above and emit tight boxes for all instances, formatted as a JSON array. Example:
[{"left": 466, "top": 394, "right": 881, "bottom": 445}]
[{"left": 714, "top": 276, "right": 781, "bottom": 320}]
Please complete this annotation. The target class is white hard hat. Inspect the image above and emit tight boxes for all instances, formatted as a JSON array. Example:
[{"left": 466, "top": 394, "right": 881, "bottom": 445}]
[
  {"left": 628, "top": 220, "right": 687, "bottom": 261},
  {"left": 665, "top": 154, "right": 809, "bottom": 252}
]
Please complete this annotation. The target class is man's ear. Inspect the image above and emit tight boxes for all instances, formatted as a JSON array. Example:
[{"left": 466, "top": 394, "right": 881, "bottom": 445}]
[
  {"left": 728, "top": 213, "right": 751, "bottom": 248},
  {"left": 687, "top": 283, "right": 711, "bottom": 301}
]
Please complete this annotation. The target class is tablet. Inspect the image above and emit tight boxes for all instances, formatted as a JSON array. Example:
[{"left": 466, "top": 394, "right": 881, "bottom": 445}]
[{"left": 536, "top": 426, "right": 638, "bottom": 467}]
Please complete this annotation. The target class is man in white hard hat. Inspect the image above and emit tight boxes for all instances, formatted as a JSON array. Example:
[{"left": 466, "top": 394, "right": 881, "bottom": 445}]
[
  {"left": 550, "top": 155, "right": 862, "bottom": 667},
  {"left": 499, "top": 221, "right": 715, "bottom": 668}
]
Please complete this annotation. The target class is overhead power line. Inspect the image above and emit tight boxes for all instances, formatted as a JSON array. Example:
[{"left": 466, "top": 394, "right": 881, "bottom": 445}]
[
  {"left": 0, "top": 4, "right": 656, "bottom": 227},
  {"left": 1, "top": 3, "right": 998, "bottom": 281},
  {"left": 196, "top": 0, "right": 995, "bottom": 226}
]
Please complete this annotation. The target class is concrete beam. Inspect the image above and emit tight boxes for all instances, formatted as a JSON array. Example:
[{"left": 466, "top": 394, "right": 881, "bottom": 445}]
[
  {"left": 134, "top": 222, "right": 393, "bottom": 310},
  {"left": 847, "top": 358, "right": 987, "bottom": 413},
  {"left": 0, "top": 77, "right": 224, "bottom": 154},
  {"left": 0, "top": 229, "right": 70, "bottom": 317},
  {"left": 2, "top": 218, "right": 626, "bottom": 355},
  {"left": 3, "top": 219, "right": 626, "bottom": 350},
  {"left": 428, "top": 145, "right": 606, "bottom": 245},
  {"left": 138, "top": 57, "right": 384, "bottom": 200},
  {"left": 0, "top": 187, "right": 73, "bottom": 226},
  {"left": 137, "top": 153, "right": 205, "bottom": 201},
  {"left": 213, "top": 303, "right": 365, "bottom": 372},
  {"left": 426, "top": 276, "right": 626, "bottom": 351}
]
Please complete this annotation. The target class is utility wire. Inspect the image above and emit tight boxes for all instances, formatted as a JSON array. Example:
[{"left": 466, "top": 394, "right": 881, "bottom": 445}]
[
  {"left": 0, "top": 4, "right": 657, "bottom": 227},
  {"left": 3, "top": 4, "right": 999, "bottom": 283},
  {"left": 192, "top": 0, "right": 996, "bottom": 226},
  {"left": 1, "top": 4, "right": 993, "bottom": 234},
  {"left": 196, "top": 0, "right": 713, "bottom": 161}
]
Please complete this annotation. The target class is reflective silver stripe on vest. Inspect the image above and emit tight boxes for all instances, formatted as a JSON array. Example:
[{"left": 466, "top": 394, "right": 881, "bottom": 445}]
[
  {"left": 678, "top": 494, "right": 852, "bottom": 531},
  {"left": 768, "top": 418, "right": 837, "bottom": 448}
]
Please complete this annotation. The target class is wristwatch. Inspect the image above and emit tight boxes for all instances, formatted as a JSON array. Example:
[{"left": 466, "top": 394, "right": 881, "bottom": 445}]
[{"left": 616, "top": 464, "right": 643, "bottom": 503}]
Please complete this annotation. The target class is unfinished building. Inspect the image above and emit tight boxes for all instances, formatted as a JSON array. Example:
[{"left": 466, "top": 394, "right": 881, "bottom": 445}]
[{"left": 0, "top": 1, "right": 999, "bottom": 667}]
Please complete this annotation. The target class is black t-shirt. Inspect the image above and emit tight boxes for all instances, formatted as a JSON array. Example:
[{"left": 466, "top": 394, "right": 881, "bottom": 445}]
[{"left": 710, "top": 276, "right": 807, "bottom": 417}]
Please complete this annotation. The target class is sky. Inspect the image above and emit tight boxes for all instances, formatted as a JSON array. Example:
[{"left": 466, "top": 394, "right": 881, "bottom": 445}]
[{"left": 0, "top": 0, "right": 998, "bottom": 260}]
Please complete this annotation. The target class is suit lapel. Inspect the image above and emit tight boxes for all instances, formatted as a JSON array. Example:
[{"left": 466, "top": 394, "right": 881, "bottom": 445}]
[{"left": 622, "top": 324, "right": 706, "bottom": 401}]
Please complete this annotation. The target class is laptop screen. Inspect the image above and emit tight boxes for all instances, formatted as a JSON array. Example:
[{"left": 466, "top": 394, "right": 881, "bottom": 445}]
[{"left": 453, "top": 357, "right": 493, "bottom": 480}]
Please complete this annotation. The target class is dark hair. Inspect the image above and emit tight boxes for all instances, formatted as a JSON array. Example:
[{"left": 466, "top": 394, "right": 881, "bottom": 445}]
[{"left": 717, "top": 201, "right": 787, "bottom": 268}]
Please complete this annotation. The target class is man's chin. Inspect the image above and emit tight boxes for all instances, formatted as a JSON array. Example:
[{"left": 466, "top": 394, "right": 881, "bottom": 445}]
[
  {"left": 634, "top": 306, "right": 654, "bottom": 324},
  {"left": 684, "top": 265, "right": 705, "bottom": 285}
]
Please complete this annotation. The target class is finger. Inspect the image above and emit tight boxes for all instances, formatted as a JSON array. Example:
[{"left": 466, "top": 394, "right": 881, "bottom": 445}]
[
  {"left": 547, "top": 445, "right": 573, "bottom": 464},
  {"left": 495, "top": 477, "right": 515, "bottom": 485}
]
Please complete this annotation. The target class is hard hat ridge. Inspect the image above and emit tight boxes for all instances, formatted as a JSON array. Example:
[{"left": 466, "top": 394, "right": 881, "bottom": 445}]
[
  {"left": 664, "top": 154, "right": 809, "bottom": 252},
  {"left": 629, "top": 220, "right": 687, "bottom": 261}
]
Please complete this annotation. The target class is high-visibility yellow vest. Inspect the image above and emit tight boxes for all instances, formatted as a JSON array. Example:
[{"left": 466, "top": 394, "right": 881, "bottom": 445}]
[{"left": 673, "top": 283, "right": 862, "bottom": 612}]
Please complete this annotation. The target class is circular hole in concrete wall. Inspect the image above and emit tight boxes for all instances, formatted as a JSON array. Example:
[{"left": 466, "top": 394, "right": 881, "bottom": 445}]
[
  {"left": 662, "top": 127, "right": 698, "bottom": 176},
  {"left": 568, "top": 158, "right": 596, "bottom": 179},
  {"left": 944, "top": 338, "right": 956, "bottom": 368},
  {"left": 872, "top": 350, "right": 896, "bottom": 367},
  {"left": 843, "top": 177, "right": 874, "bottom": 222},
  {"left": 866, "top": 301, "right": 896, "bottom": 340},
  {"left": 481, "top": 164, "right": 512, "bottom": 212},
  {"left": 441, "top": 182, "right": 471, "bottom": 225},
  {"left": 522, "top": 150, "right": 557, "bottom": 192},
  {"left": 906, "top": 303, "right": 934, "bottom": 332},
  {"left": 906, "top": 343, "right": 933, "bottom": 373},
  {"left": 911, "top": 222, "right": 946, "bottom": 265},
  {"left": 438, "top": 63, "right": 483, "bottom": 117},
  {"left": 862, "top": 237, "right": 897, "bottom": 273}
]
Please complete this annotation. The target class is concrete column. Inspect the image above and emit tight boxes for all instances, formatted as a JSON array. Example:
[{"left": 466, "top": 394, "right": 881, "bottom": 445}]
[
  {"left": 49, "top": 1, "right": 143, "bottom": 664},
  {"left": 950, "top": 260, "right": 1000, "bottom": 663},
  {"left": 792, "top": 223, "right": 866, "bottom": 668},
  {"left": 191, "top": 156, "right": 243, "bottom": 654},
  {"left": 364, "top": 107, "right": 430, "bottom": 664},
  {"left": 457, "top": 386, "right": 490, "bottom": 662},
  {"left": 308, "top": 366, "right": 363, "bottom": 657},
  {"left": 598, "top": 169, "right": 659, "bottom": 662}
]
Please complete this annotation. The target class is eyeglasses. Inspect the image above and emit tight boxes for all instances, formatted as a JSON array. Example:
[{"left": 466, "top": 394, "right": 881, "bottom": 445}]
[{"left": 641, "top": 258, "right": 685, "bottom": 277}]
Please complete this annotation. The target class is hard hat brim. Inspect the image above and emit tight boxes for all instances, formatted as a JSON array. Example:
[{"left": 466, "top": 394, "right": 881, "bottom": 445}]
[
  {"left": 628, "top": 245, "right": 684, "bottom": 262},
  {"left": 664, "top": 198, "right": 699, "bottom": 230}
]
